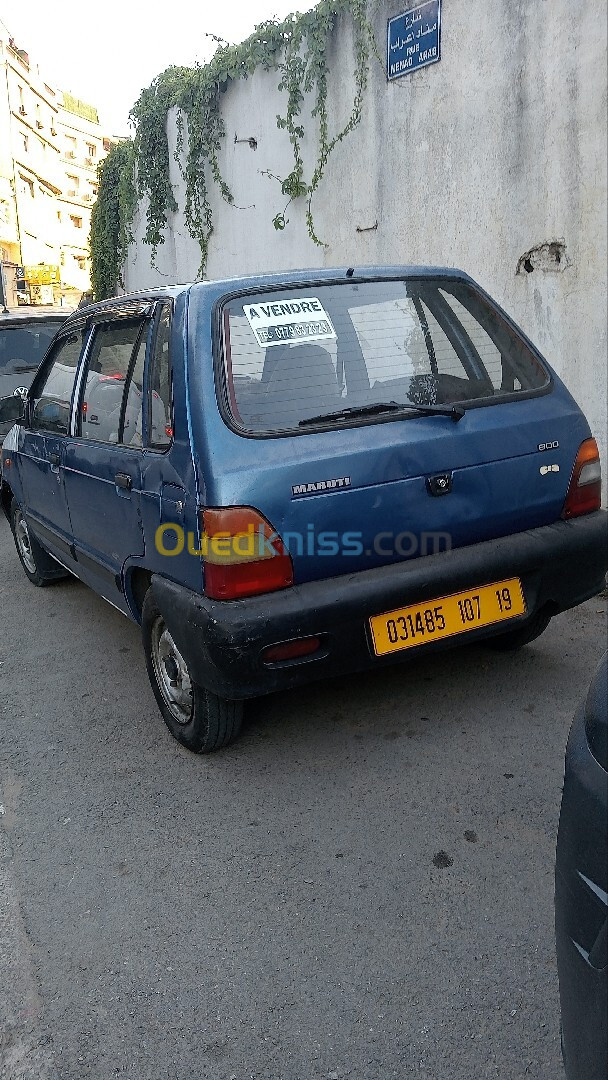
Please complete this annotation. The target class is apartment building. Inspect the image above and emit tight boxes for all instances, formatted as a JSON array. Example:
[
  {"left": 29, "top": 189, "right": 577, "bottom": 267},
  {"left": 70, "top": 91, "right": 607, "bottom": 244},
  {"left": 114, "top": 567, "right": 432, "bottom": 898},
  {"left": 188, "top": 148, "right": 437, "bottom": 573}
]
[
  {"left": 56, "top": 92, "right": 117, "bottom": 302},
  {"left": 0, "top": 23, "right": 118, "bottom": 307}
]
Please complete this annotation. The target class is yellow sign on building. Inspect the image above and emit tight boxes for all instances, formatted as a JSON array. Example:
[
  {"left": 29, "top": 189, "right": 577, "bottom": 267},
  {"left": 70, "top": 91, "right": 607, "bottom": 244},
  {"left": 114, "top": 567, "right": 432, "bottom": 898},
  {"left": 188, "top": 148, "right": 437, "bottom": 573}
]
[{"left": 24, "top": 264, "right": 61, "bottom": 285}]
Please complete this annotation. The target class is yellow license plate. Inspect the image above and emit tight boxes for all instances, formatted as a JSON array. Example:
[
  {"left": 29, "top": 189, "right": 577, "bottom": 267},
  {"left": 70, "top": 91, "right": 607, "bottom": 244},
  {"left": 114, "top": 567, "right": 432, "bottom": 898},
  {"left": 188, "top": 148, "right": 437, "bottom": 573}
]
[{"left": 369, "top": 578, "right": 526, "bottom": 656}]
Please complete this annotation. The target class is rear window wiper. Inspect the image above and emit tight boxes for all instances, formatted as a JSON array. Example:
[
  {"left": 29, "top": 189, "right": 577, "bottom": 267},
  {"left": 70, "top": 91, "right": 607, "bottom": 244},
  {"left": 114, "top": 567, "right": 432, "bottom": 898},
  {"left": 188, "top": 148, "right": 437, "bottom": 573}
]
[{"left": 299, "top": 400, "right": 465, "bottom": 427}]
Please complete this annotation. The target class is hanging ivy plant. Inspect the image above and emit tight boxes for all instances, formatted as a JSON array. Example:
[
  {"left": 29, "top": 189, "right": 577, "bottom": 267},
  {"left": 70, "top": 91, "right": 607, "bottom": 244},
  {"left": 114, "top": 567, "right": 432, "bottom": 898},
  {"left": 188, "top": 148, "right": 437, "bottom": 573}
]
[
  {"left": 89, "top": 140, "right": 136, "bottom": 300},
  {"left": 91, "top": 0, "right": 377, "bottom": 298}
]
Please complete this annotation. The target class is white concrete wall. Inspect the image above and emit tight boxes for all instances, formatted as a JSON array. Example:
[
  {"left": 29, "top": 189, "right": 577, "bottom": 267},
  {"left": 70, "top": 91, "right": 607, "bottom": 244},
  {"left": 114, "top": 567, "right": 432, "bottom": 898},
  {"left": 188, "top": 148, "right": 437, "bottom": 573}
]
[{"left": 124, "top": 0, "right": 607, "bottom": 482}]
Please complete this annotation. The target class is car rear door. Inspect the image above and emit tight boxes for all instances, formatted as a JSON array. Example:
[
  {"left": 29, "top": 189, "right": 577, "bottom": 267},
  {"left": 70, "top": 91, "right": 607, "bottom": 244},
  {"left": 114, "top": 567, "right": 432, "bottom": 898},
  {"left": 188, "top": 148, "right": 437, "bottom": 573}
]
[{"left": 62, "top": 305, "right": 152, "bottom": 605}]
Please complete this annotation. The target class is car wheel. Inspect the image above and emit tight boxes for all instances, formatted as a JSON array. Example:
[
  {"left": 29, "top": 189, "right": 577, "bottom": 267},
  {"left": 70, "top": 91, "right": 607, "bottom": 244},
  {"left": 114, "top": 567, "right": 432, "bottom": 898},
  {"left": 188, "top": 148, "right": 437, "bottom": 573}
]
[
  {"left": 10, "top": 499, "right": 67, "bottom": 586},
  {"left": 484, "top": 608, "right": 552, "bottom": 651},
  {"left": 141, "top": 591, "right": 243, "bottom": 753}
]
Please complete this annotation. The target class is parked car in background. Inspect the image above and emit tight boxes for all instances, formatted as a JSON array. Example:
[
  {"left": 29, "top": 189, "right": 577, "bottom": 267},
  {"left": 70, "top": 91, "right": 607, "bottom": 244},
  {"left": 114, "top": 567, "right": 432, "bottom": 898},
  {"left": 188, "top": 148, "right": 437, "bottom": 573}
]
[
  {"left": 0, "top": 309, "right": 67, "bottom": 442},
  {"left": 556, "top": 651, "right": 607, "bottom": 1080},
  {"left": 0, "top": 268, "right": 606, "bottom": 754}
]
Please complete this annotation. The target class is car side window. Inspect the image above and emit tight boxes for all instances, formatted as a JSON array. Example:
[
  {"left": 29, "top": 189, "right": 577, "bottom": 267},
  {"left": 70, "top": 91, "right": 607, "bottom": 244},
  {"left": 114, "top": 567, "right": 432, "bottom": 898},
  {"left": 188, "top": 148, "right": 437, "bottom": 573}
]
[
  {"left": 79, "top": 318, "right": 147, "bottom": 445},
  {"left": 31, "top": 331, "right": 84, "bottom": 435},
  {"left": 147, "top": 302, "right": 173, "bottom": 448}
]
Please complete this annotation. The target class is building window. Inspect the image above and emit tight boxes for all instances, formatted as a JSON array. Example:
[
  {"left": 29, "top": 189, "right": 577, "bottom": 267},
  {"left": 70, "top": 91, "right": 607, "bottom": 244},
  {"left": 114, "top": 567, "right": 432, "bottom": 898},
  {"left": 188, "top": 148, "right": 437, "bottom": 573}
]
[
  {"left": 21, "top": 134, "right": 28, "bottom": 153},
  {"left": 19, "top": 175, "right": 35, "bottom": 199},
  {"left": 70, "top": 215, "right": 83, "bottom": 228},
  {"left": 57, "top": 211, "right": 62, "bottom": 222},
  {"left": 66, "top": 174, "right": 79, "bottom": 197},
  {"left": 86, "top": 143, "right": 96, "bottom": 158},
  {"left": 18, "top": 85, "right": 26, "bottom": 114},
  {"left": 66, "top": 135, "right": 77, "bottom": 159}
]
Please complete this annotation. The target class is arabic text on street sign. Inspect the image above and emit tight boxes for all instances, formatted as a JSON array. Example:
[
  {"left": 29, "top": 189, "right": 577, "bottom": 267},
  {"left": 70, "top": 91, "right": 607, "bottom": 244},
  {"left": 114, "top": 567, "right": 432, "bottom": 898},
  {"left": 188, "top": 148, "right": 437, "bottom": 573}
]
[{"left": 387, "top": 0, "right": 441, "bottom": 81}]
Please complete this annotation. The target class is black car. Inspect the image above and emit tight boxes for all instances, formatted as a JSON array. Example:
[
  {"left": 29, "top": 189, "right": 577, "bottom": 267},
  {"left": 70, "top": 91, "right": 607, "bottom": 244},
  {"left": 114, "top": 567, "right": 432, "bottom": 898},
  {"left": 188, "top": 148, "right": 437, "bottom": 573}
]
[
  {"left": 555, "top": 651, "right": 608, "bottom": 1080},
  {"left": 0, "top": 309, "right": 67, "bottom": 441}
]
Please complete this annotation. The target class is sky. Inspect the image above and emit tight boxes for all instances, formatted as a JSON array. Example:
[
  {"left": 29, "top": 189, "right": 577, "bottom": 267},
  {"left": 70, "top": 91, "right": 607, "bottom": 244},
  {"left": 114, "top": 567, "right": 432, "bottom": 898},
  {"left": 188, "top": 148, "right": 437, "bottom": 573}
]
[{"left": 1, "top": 0, "right": 318, "bottom": 135}]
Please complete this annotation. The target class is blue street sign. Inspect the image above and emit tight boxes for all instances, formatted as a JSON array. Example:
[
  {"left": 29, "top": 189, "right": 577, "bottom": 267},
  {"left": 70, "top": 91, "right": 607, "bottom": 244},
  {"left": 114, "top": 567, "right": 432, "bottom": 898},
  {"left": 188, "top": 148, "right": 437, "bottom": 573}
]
[{"left": 387, "top": 0, "right": 441, "bottom": 81}]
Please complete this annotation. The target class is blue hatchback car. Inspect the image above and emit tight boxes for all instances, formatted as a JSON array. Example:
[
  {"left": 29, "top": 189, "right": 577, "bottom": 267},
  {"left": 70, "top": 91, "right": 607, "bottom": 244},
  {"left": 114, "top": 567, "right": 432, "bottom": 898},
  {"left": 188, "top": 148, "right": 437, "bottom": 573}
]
[{"left": 0, "top": 268, "right": 606, "bottom": 752}]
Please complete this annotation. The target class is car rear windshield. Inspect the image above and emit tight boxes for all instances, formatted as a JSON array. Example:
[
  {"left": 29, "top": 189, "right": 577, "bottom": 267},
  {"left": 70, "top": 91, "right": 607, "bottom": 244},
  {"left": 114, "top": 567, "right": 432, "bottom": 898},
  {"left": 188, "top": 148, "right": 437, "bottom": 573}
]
[
  {"left": 220, "top": 279, "right": 549, "bottom": 433},
  {"left": 0, "top": 321, "right": 60, "bottom": 376}
]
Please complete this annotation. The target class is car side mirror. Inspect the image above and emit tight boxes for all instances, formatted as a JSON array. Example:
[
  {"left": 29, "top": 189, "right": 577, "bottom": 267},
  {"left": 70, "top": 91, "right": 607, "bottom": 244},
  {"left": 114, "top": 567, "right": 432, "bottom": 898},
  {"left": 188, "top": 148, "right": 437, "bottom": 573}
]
[{"left": 0, "top": 394, "right": 26, "bottom": 426}]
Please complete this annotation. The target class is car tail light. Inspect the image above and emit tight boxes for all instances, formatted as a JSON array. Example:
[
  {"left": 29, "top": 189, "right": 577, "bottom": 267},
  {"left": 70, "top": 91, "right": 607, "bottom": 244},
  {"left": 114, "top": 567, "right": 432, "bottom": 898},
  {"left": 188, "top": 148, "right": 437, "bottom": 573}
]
[
  {"left": 562, "top": 438, "right": 602, "bottom": 518},
  {"left": 202, "top": 506, "right": 293, "bottom": 600}
]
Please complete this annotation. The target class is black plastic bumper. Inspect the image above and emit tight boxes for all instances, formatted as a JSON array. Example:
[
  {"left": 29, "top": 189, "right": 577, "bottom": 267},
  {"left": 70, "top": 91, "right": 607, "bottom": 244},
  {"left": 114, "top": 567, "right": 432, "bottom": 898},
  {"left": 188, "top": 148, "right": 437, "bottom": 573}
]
[{"left": 151, "top": 511, "right": 607, "bottom": 700}]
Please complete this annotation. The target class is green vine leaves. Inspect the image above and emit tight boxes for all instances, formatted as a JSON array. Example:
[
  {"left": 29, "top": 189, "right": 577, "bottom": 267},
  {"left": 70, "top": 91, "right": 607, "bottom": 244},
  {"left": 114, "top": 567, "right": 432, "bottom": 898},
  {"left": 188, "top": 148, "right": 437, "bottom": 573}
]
[
  {"left": 91, "top": 0, "right": 377, "bottom": 299},
  {"left": 89, "top": 140, "right": 136, "bottom": 301}
]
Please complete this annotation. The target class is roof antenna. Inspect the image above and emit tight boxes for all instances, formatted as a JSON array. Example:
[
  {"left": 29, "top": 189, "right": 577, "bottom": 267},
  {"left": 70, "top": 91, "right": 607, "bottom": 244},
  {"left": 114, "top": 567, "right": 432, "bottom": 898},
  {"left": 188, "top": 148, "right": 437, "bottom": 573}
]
[{"left": 346, "top": 267, "right": 355, "bottom": 278}]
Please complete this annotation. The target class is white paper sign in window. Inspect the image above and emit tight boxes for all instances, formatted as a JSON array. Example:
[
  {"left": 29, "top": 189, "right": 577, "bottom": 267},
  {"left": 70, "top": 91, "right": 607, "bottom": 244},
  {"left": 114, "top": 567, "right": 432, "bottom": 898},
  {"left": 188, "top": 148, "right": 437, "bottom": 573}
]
[{"left": 243, "top": 296, "right": 337, "bottom": 348}]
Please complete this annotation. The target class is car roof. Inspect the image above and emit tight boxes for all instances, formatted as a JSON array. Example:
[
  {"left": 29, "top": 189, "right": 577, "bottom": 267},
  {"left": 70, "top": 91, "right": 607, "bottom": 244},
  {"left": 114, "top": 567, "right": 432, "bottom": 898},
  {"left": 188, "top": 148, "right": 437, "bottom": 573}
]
[
  {"left": 69, "top": 266, "right": 476, "bottom": 318},
  {"left": 0, "top": 307, "right": 70, "bottom": 328},
  {"left": 189, "top": 265, "right": 475, "bottom": 295}
]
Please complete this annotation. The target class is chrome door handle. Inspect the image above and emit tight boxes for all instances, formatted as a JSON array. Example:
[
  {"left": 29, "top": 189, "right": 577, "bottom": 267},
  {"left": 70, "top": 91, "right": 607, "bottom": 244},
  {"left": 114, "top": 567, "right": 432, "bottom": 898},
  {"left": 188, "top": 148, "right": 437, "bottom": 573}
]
[
  {"left": 48, "top": 452, "right": 60, "bottom": 466},
  {"left": 115, "top": 473, "right": 133, "bottom": 491}
]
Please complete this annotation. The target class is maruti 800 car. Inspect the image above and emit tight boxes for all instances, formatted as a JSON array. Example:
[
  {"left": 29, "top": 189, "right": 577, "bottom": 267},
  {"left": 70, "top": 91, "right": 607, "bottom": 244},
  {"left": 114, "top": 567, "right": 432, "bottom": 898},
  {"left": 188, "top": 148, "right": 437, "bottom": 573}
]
[{"left": 0, "top": 268, "right": 606, "bottom": 753}]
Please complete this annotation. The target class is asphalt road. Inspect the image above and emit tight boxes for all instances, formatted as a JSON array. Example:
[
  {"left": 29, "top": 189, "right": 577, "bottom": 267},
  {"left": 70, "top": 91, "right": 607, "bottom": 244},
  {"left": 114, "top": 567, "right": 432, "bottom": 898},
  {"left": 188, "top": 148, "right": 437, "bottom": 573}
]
[{"left": 1, "top": 511, "right": 606, "bottom": 1080}]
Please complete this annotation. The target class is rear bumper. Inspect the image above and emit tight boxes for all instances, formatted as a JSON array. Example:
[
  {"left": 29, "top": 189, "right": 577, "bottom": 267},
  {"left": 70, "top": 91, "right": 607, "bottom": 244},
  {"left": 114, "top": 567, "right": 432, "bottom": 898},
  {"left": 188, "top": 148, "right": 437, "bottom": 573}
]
[{"left": 152, "top": 510, "right": 608, "bottom": 699}]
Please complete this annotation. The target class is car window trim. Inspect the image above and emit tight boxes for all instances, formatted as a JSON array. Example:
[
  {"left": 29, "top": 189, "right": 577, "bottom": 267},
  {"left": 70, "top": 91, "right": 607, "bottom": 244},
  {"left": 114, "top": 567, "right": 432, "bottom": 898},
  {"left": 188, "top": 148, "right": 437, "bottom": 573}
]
[
  {"left": 144, "top": 299, "right": 174, "bottom": 453},
  {"left": 117, "top": 319, "right": 149, "bottom": 446},
  {"left": 69, "top": 326, "right": 96, "bottom": 436},
  {"left": 86, "top": 300, "right": 154, "bottom": 323}
]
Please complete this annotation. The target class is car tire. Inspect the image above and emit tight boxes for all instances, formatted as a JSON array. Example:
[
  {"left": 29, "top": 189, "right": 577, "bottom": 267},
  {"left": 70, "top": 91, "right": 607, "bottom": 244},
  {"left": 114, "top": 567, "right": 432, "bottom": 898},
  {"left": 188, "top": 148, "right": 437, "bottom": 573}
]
[
  {"left": 10, "top": 499, "right": 67, "bottom": 587},
  {"left": 484, "top": 608, "right": 552, "bottom": 651},
  {"left": 141, "top": 591, "right": 244, "bottom": 753}
]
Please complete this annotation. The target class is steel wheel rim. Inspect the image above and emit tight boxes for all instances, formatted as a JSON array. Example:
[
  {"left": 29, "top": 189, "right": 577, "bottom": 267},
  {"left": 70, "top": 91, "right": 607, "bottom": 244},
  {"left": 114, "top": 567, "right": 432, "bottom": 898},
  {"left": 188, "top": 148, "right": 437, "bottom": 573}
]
[
  {"left": 15, "top": 510, "right": 36, "bottom": 575},
  {"left": 150, "top": 617, "right": 193, "bottom": 725}
]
